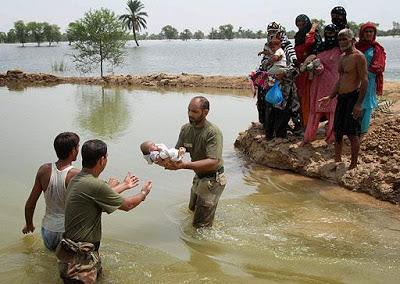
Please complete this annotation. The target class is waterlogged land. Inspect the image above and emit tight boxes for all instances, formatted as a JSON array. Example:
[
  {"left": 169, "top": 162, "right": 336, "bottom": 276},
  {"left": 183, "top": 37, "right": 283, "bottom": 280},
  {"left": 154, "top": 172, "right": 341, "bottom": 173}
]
[
  {"left": 1, "top": 70, "right": 400, "bottom": 204},
  {"left": 0, "top": 84, "right": 400, "bottom": 283}
]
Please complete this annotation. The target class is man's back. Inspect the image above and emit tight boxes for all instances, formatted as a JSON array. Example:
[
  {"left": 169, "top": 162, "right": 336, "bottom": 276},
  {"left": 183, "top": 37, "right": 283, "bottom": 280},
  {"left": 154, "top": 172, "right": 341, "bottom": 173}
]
[{"left": 64, "top": 172, "right": 123, "bottom": 244}]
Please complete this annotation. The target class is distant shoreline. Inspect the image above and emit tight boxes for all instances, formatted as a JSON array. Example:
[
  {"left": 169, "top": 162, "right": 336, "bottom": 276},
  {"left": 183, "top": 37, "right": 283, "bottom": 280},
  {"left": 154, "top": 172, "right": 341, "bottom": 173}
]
[{"left": 0, "top": 70, "right": 399, "bottom": 90}]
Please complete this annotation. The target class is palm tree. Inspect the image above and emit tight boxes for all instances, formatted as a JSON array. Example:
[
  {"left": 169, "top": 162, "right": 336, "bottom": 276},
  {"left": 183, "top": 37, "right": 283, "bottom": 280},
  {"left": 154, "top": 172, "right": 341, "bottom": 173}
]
[{"left": 119, "top": 0, "right": 148, "bottom": 47}]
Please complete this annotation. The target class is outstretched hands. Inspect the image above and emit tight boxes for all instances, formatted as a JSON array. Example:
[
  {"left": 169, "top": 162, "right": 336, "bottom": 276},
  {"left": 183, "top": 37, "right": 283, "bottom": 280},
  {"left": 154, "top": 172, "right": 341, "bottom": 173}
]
[
  {"left": 110, "top": 172, "right": 139, "bottom": 194},
  {"left": 123, "top": 172, "right": 139, "bottom": 189}
]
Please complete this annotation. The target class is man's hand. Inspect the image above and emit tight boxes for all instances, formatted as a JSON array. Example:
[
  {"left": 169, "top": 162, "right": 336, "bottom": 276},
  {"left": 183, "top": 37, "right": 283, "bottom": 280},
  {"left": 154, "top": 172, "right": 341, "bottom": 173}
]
[
  {"left": 123, "top": 172, "right": 139, "bottom": 189},
  {"left": 352, "top": 103, "right": 362, "bottom": 119},
  {"left": 22, "top": 224, "right": 35, "bottom": 234},
  {"left": 318, "top": 96, "right": 331, "bottom": 108},
  {"left": 310, "top": 22, "right": 318, "bottom": 32},
  {"left": 107, "top": 177, "right": 120, "bottom": 187},
  {"left": 141, "top": 181, "right": 152, "bottom": 195},
  {"left": 164, "top": 160, "right": 184, "bottom": 171}
]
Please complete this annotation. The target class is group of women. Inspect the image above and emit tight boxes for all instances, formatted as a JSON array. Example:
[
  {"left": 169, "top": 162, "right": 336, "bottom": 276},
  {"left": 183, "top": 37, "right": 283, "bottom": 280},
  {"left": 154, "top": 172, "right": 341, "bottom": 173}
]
[{"left": 256, "top": 6, "right": 386, "bottom": 144}]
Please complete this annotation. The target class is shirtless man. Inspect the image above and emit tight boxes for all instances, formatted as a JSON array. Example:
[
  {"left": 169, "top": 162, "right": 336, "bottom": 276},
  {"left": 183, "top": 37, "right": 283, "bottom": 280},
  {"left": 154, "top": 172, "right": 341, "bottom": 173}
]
[{"left": 319, "top": 29, "right": 368, "bottom": 169}]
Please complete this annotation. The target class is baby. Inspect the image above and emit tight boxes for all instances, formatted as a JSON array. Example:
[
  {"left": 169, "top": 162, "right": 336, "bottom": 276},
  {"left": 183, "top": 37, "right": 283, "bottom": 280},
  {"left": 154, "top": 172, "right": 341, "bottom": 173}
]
[
  {"left": 140, "top": 141, "right": 186, "bottom": 165},
  {"left": 258, "top": 35, "right": 288, "bottom": 75},
  {"left": 300, "top": 54, "right": 321, "bottom": 80}
]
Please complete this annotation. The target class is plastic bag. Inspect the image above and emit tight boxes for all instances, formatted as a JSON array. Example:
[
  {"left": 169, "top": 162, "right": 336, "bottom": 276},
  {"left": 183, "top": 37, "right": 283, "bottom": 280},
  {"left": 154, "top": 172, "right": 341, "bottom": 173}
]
[{"left": 264, "top": 80, "right": 283, "bottom": 105}]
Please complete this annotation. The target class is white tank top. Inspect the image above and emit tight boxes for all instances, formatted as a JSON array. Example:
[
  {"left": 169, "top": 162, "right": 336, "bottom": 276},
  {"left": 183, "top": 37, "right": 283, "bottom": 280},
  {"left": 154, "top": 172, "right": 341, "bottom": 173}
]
[{"left": 42, "top": 163, "right": 73, "bottom": 232}]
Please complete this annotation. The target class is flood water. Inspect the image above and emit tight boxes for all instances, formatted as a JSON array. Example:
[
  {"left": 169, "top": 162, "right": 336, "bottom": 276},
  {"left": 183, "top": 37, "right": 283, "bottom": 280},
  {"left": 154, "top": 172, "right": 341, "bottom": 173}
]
[
  {"left": 0, "top": 37, "right": 399, "bottom": 81},
  {"left": 0, "top": 84, "right": 399, "bottom": 283}
]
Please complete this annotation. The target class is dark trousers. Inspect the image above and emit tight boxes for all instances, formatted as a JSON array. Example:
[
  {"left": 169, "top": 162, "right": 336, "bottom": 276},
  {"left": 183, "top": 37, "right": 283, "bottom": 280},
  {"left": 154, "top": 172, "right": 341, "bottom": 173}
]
[{"left": 264, "top": 102, "right": 291, "bottom": 138}]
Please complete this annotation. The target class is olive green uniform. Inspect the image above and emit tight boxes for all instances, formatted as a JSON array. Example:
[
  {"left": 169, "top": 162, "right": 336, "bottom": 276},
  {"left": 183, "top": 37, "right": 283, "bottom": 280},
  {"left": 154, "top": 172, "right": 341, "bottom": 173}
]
[
  {"left": 56, "top": 172, "right": 123, "bottom": 283},
  {"left": 176, "top": 121, "right": 226, "bottom": 227}
]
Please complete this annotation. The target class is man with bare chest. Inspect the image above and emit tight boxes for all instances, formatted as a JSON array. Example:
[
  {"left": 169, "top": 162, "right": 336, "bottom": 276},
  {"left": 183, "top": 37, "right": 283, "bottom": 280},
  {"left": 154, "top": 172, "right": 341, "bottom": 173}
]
[{"left": 320, "top": 29, "right": 368, "bottom": 169}]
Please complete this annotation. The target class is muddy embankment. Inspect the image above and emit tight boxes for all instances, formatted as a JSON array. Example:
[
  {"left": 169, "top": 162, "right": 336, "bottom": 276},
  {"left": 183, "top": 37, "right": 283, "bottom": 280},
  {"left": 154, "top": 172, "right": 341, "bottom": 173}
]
[{"left": 1, "top": 70, "right": 400, "bottom": 204}]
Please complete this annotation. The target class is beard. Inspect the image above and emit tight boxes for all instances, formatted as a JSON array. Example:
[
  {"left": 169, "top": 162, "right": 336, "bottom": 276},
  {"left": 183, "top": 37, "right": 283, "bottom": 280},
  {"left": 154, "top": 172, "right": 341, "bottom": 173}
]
[{"left": 339, "top": 42, "right": 352, "bottom": 51}]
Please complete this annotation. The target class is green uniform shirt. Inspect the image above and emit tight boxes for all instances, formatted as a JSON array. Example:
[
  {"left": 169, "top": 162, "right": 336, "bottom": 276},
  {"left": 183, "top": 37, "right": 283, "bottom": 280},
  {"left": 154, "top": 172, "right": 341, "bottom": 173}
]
[
  {"left": 176, "top": 120, "right": 223, "bottom": 175},
  {"left": 64, "top": 172, "right": 123, "bottom": 244}
]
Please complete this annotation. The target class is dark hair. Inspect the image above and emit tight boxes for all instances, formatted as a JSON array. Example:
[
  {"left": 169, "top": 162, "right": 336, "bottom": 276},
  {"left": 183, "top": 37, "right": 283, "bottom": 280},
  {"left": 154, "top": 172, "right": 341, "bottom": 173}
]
[
  {"left": 140, "top": 141, "right": 151, "bottom": 155},
  {"left": 81, "top": 139, "right": 107, "bottom": 168},
  {"left": 192, "top": 96, "right": 210, "bottom": 110},
  {"left": 53, "top": 132, "right": 80, "bottom": 160}
]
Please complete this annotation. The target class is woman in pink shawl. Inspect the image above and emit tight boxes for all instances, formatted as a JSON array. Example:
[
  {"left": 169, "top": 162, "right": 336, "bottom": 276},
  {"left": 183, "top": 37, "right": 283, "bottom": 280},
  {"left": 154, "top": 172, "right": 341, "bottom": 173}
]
[{"left": 303, "top": 24, "right": 341, "bottom": 144}]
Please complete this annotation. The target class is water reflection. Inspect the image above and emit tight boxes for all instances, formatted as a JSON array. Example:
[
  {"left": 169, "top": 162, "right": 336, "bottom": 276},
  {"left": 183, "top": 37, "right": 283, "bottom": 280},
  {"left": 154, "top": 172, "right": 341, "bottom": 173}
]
[{"left": 75, "top": 86, "right": 131, "bottom": 140}]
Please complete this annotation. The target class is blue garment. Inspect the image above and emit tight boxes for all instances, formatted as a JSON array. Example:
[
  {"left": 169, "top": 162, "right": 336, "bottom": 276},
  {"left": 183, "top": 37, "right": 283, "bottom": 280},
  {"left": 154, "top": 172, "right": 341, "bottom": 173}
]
[
  {"left": 361, "top": 47, "right": 378, "bottom": 133},
  {"left": 41, "top": 226, "right": 63, "bottom": 251}
]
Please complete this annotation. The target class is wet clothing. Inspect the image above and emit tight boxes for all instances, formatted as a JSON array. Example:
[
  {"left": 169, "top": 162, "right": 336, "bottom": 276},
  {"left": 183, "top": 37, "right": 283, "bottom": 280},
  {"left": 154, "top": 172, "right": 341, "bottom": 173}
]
[
  {"left": 56, "top": 238, "right": 101, "bottom": 284},
  {"left": 334, "top": 90, "right": 362, "bottom": 142},
  {"left": 42, "top": 227, "right": 63, "bottom": 251},
  {"left": 189, "top": 171, "right": 226, "bottom": 228},
  {"left": 42, "top": 163, "right": 73, "bottom": 250},
  {"left": 356, "top": 22, "right": 386, "bottom": 96},
  {"left": 304, "top": 46, "right": 341, "bottom": 143},
  {"left": 176, "top": 121, "right": 226, "bottom": 227},
  {"left": 64, "top": 172, "right": 124, "bottom": 245}
]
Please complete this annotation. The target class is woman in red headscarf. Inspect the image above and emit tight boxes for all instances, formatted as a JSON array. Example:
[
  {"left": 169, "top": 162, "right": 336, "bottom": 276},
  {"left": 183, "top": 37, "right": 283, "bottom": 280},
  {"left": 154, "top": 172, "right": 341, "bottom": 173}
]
[{"left": 355, "top": 22, "right": 386, "bottom": 133}]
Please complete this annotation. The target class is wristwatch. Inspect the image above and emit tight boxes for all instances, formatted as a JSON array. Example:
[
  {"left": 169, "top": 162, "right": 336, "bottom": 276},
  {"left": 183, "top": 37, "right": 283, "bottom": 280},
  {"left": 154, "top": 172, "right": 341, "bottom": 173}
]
[{"left": 140, "top": 190, "right": 148, "bottom": 201}]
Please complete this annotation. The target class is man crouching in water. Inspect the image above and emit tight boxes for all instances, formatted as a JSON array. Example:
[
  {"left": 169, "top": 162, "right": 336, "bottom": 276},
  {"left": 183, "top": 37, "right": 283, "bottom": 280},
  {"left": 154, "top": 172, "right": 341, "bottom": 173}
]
[{"left": 320, "top": 29, "right": 368, "bottom": 169}]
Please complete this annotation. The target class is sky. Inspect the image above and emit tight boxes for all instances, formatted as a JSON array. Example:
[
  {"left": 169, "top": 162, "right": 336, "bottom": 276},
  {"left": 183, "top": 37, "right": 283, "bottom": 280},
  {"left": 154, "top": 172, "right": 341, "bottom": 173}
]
[{"left": 0, "top": 0, "right": 398, "bottom": 34}]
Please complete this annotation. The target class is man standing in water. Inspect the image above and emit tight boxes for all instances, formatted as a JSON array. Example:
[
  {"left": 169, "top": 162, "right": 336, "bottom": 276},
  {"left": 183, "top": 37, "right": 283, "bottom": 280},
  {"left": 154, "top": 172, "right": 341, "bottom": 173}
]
[
  {"left": 320, "top": 29, "right": 368, "bottom": 169},
  {"left": 22, "top": 132, "right": 80, "bottom": 251},
  {"left": 56, "top": 139, "right": 152, "bottom": 283},
  {"left": 164, "top": 96, "right": 226, "bottom": 228}
]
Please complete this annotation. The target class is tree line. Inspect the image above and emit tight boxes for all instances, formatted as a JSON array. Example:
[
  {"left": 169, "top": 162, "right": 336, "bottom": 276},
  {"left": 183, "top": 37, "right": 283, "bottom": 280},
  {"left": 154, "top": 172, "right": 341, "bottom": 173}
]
[{"left": 0, "top": 21, "right": 62, "bottom": 46}]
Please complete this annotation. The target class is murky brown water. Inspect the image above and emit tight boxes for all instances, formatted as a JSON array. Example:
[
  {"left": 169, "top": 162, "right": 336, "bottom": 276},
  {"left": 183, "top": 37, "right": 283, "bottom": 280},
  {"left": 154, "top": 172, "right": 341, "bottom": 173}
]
[{"left": 0, "top": 84, "right": 399, "bottom": 283}]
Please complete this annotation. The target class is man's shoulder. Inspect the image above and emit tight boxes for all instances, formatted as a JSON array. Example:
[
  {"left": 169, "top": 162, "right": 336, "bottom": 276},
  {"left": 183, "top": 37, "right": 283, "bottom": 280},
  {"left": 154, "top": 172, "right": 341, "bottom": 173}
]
[
  {"left": 37, "top": 163, "right": 52, "bottom": 176},
  {"left": 205, "top": 121, "right": 223, "bottom": 136}
]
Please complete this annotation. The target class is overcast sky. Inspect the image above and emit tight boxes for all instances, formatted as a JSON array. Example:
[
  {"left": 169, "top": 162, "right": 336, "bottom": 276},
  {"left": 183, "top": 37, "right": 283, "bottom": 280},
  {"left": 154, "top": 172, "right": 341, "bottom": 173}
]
[{"left": 0, "top": 0, "right": 398, "bottom": 33}]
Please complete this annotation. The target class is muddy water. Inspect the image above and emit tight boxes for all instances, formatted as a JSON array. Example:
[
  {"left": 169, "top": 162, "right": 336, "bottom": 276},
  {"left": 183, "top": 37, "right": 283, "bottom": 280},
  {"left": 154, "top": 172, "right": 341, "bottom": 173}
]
[{"left": 0, "top": 84, "right": 399, "bottom": 283}]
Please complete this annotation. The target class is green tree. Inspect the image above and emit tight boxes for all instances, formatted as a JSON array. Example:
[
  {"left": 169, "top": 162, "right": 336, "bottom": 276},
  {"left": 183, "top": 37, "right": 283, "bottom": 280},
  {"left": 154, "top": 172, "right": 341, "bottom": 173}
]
[
  {"left": 219, "top": 24, "right": 234, "bottom": 40},
  {"left": 14, "top": 21, "right": 28, "bottom": 47},
  {"left": 255, "top": 30, "right": 265, "bottom": 39},
  {"left": 208, "top": 27, "right": 221, "bottom": 39},
  {"left": 27, "top": 22, "right": 46, "bottom": 46},
  {"left": 6, "top": 29, "right": 17, "bottom": 43},
  {"left": 44, "top": 23, "right": 62, "bottom": 46},
  {"left": 161, "top": 25, "right": 178, "bottom": 39},
  {"left": 311, "top": 18, "right": 326, "bottom": 37},
  {"left": 119, "top": 0, "right": 148, "bottom": 47},
  {"left": 0, "top": 32, "right": 6, "bottom": 43},
  {"left": 66, "top": 22, "right": 79, "bottom": 45},
  {"left": 179, "top": 29, "right": 192, "bottom": 40},
  {"left": 347, "top": 21, "right": 362, "bottom": 37},
  {"left": 71, "top": 8, "right": 128, "bottom": 77},
  {"left": 193, "top": 30, "right": 205, "bottom": 40}
]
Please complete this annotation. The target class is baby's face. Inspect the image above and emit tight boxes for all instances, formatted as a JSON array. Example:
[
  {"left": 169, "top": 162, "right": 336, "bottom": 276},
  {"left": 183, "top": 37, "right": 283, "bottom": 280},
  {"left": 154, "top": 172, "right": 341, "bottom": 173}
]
[{"left": 148, "top": 142, "right": 158, "bottom": 151}]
